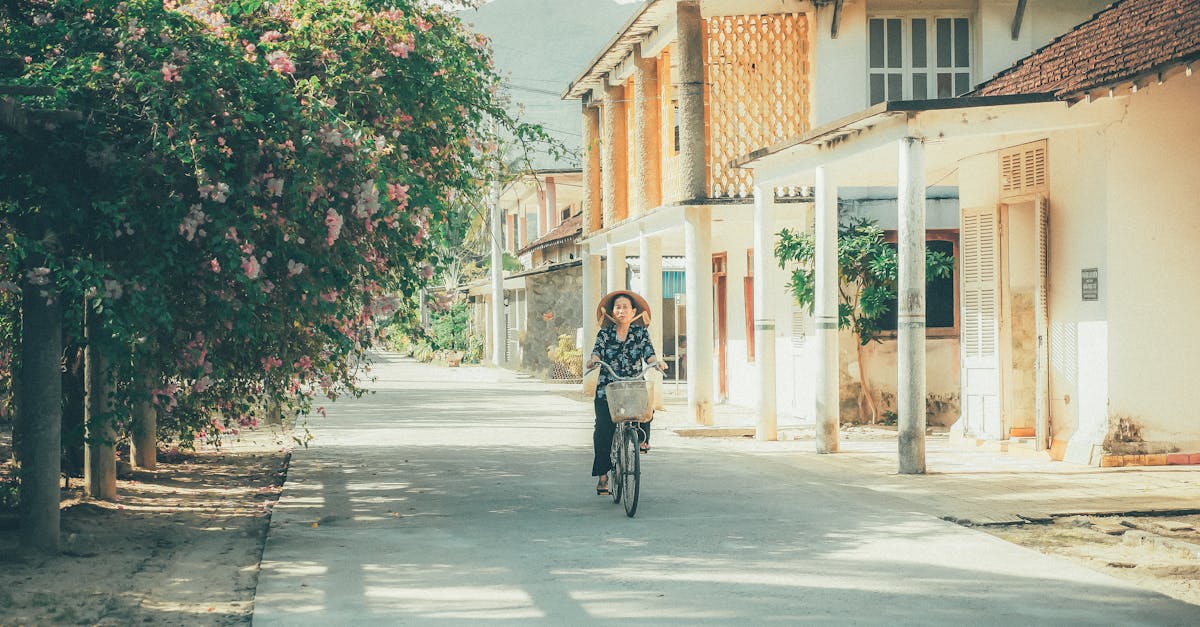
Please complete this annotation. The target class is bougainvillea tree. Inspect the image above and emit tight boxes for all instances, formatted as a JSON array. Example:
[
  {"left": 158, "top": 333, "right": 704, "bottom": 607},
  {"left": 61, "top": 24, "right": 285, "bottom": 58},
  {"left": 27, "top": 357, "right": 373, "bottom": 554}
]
[{"left": 1, "top": 0, "right": 544, "bottom": 545}]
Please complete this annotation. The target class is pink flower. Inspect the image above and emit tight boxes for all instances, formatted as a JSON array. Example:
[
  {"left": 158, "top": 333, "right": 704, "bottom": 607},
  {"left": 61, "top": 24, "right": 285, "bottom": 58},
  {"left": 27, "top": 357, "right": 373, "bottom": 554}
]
[
  {"left": 295, "top": 356, "right": 312, "bottom": 370},
  {"left": 241, "top": 256, "right": 261, "bottom": 280},
  {"left": 265, "top": 50, "right": 295, "bottom": 74},
  {"left": 161, "top": 62, "right": 180, "bottom": 82},
  {"left": 260, "top": 30, "right": 283, "bottom": 43},
  {"left": 192, "top": 375, "right": 213, "bottom": 393},
  {"left": 262, "top": 356, "right": 283, "bottom": 372},
  {"left": 320, "top": 290, "right": 339, "bottom": 303},
  {"left": 286, "top": 259, "right": 306, "bottom": 277},
  {"left": 325, "top": 209, "right": 343, "bottom": 246},
  {"left": 209, "top": 258, "right": 221, "bottom": 273}
]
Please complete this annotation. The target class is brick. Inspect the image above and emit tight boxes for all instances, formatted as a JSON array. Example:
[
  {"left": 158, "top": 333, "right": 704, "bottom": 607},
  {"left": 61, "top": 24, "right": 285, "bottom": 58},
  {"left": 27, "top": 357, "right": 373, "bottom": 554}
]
[
  {"left": 1190, "top": 453, "right": 1200, "bottom": 464},
  {"left": 1100, "top": 455, "right": 1124, "bottom": 468},
  {"left": 1144, "top": 454, "right": 1168, "bottom": 466},
  {"left": 1166, "top": 453, "right": 1191, "bottom": 465}
]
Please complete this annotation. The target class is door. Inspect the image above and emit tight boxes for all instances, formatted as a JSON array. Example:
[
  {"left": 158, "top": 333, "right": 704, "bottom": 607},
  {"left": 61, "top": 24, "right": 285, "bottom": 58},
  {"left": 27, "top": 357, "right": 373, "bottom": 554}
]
[
  {"left": 1034, "top": 196, "right": 1051, "bottom": 450},
  {"left": 960, "top": 207, "right": 1001, "bottom": 438},
  {"left": 713, "top": 253, "right": 728, "bottom": 401}
]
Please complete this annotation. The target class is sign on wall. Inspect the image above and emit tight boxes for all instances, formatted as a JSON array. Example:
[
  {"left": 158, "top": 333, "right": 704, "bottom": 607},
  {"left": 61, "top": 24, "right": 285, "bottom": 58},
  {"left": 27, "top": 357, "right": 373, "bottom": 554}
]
[{"left": 1081, "top": 268, "right": 1099, "bottom": 301}]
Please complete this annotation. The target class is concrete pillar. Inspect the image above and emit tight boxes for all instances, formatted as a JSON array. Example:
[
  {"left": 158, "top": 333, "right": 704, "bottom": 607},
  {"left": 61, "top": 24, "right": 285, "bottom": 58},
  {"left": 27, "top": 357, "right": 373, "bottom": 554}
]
[
  {"left": 684, "top": 205, "right": 714, "bottom": 425},
  {"left": 490, "top": 158, "right": 505, "bottom": 366},
  {"left": 752, "top": 185, "right": 777, "bottom": 441},
  {"left": 518, "top": 210, "right": 527, "bottom": 250},
  {"left": 633, "top": 47, "right": 662, "bottom": 215},
  {"left": 131, "top": 369, "right": 157, "bottom": 470},
  {"left": 897, "top": 137, "right": 927, "bottom": 474},
  {"left": 547, "top": 175, "right": 559, "bottom": 227},
  {"left": 18, "top": 278, "right": 62, "bottom": 552},
  {"left": 537, "top": 190, "right": 548, "bottom": 238},
  {"left": 583, "top": 253, "right": 602, "bottom": 352},
  {"left": 640, "top": 235, "right": 664, "bottom": 356},
  {"left": 84, "top": 307, "right": 116, "bottom": 500},
  {"left": 676, "top": 1, "right": 706, "bottom": 201},
  {"left": 814, "top": 165, "right": 840, "bottom": 453},
  {"left": 601, "top": 85, "right": 628, "bottom": 226},
  {"left": 606, "top": 242, "right": 626, "bottom": 292},
  {"left": 582, "top": 105, "right": 602, "bottom": 234}
]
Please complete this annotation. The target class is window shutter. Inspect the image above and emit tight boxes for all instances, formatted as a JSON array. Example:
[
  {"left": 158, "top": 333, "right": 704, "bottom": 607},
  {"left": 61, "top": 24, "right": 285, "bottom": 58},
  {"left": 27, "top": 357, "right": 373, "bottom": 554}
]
[
  {"left": 961, "top": 206, "right": 1002, "bottom": 438},
  {"left": 961, "top": 210, "right": 998, "bottom": 358},
  {"left": 790, "top": 301, "right": 808, "bottom": 350},
  {"left": 999, "top": 140, "right": 1048, "bottom": 199}
]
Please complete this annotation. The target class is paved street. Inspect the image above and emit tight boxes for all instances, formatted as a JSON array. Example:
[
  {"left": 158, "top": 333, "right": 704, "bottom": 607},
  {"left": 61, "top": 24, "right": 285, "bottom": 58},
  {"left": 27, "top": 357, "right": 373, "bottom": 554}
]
[{"left": 254, "top": 355, "right": 1200, "bottom": 625}]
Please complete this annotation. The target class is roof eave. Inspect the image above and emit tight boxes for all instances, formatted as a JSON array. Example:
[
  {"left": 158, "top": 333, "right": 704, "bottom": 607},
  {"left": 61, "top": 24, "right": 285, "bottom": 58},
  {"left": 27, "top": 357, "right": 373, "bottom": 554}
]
[{"left": 734, "top": 94, "right": 1058, "bottom": 169}]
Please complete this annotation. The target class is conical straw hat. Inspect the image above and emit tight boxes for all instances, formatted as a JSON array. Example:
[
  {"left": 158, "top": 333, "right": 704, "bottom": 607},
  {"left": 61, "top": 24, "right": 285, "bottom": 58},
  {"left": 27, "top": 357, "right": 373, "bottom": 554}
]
[{"left": 595, "top": 290, "right": 651, "bottom": 327}]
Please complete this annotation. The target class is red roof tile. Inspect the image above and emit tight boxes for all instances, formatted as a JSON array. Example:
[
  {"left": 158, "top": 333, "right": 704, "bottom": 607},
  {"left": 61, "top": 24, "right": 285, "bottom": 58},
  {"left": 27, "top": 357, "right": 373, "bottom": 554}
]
[
  {"left": 518, "top": 212, "right": 582, "bottom": 255},
  {"left": 975, "top": 0, "right": 1200, "bottom": 98}
]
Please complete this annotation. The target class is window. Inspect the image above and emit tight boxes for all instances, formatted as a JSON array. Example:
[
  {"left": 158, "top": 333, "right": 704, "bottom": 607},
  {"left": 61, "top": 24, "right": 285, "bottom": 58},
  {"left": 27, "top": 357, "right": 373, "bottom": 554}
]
[
  {"left": 869, "top": 16, "right": 971, "bottom": 105},
  {"left": 878, "top": 231, "right": 959, "bottom": 336}
]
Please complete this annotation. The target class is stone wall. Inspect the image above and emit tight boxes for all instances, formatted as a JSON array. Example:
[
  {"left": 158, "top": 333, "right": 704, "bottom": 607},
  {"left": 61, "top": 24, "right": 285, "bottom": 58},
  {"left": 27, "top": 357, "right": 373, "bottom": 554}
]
[{"left": 521, "top": 265, "right": 583, "bottom": 375}]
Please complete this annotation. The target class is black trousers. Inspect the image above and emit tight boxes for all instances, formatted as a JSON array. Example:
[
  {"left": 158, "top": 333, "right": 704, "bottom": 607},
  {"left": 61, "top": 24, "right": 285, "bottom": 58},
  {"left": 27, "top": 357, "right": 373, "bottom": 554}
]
[{"left": 592, "top": 397, "right": 650, "bottom": 477}]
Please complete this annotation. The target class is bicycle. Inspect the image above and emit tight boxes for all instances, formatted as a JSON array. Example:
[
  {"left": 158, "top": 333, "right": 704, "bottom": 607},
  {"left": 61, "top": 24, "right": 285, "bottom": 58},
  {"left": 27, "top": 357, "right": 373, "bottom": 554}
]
[{"left": 587, "top": 360, "right": 657, "bottom": 517}]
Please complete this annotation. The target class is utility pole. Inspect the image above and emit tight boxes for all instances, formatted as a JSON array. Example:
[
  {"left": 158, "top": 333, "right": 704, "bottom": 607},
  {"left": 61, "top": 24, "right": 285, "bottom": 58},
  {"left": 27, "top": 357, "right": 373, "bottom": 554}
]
[{"left": 489, "top": 121, "right": 505, "bottom": 366}]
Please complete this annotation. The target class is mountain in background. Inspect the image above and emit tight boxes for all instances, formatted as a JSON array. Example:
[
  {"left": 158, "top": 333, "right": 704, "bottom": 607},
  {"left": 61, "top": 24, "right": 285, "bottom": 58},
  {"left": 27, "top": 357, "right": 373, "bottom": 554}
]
[{"left": 459, "top": 0, "right": 643, "bottom": 170}]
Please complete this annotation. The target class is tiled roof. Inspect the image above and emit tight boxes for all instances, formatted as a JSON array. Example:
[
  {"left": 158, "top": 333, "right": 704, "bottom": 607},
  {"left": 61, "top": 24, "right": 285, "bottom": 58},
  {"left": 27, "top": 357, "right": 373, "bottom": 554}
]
[
  {"left": 975, "top": 0, "right": 1200, "bottom": 99},
  {"left": 518, "top": 212, "right": 582, "bottom": 255}
]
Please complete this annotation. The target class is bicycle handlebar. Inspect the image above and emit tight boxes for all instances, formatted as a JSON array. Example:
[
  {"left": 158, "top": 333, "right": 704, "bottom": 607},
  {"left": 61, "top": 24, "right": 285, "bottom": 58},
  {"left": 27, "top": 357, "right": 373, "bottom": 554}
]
[{"left": 584, "top": 358, "right": 664, "bottom": 381}]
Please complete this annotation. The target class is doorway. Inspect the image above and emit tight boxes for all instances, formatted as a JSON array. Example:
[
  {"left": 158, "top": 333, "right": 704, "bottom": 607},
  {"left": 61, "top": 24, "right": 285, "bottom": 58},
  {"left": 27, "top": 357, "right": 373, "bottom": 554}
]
[{"left": 999, "top": 197, "right": 1050, "bottom": 445}]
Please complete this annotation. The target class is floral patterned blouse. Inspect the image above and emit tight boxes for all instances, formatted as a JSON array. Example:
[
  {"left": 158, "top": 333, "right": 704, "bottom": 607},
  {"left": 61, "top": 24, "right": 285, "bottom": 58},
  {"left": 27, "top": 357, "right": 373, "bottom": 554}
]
[{"left": 590, "top": 325, "right": 657, "bottom": 399}]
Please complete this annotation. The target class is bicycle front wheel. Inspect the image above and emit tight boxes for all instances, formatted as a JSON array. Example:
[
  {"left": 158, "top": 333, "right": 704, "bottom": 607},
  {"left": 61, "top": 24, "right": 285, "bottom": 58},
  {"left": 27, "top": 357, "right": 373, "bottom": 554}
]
[
  {"left": 620, "top": 426, "right": 640, "bottom": 517},
  {"left": 609, "top": 429, "right": 622, "bottom": 504}
]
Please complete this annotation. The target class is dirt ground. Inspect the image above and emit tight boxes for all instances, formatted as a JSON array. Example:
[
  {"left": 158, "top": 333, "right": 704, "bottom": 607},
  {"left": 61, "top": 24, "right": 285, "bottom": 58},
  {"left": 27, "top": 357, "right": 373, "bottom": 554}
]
[
  {"left": 0, "top": 428, "right": 291, "bottom": 626},
  {"left": 986, "top": 513, "right": 1200, "bottom": 607}
]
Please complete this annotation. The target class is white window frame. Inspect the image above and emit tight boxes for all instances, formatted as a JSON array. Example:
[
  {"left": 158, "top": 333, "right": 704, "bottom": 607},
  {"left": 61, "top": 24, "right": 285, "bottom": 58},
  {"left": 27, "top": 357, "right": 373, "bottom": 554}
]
[{"left": 867, "top": 14, "right": 973, "bottom": 105}]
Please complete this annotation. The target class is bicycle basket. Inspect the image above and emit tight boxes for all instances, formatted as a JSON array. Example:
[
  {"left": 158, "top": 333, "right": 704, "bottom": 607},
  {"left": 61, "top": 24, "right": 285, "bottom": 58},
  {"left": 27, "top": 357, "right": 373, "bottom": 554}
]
[{"left": 605, "top": 380, "right": 653, "bottom": 423}]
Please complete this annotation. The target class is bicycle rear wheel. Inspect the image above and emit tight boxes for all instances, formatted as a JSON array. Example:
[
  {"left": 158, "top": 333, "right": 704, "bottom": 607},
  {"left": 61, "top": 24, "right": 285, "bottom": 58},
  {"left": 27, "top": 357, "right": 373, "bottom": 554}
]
[
  {"left": 620, "top": 427, "right": 640, "bottom": 517},
  {"left": 609, "top": 429, "right": 621, "bottom": 504}
]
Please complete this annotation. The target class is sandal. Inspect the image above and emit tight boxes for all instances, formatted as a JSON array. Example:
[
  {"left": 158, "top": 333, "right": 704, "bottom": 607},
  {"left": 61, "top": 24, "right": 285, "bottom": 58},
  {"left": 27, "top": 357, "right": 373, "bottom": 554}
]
[
  {"left": 596, "top": 479, "right": 611, "bottom": 496},
  {"left": 640, "top": 443, "right": 651, "bottom": 454}
]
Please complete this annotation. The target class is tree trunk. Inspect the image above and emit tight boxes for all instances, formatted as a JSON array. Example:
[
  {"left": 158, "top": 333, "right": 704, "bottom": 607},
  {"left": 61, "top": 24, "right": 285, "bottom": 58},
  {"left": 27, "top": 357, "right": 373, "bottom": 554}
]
[
  {"left": 18, "top": 279, "right": 63, "bottom": 553},
  {"left": 84, "top": 305, "right": 116, "bottom": 500},
  {"left": 130, "top": 369, "right": 156, "bottom": 470},
  {"left": 854, "top": 340, "right": 878, "bottom": 424}
]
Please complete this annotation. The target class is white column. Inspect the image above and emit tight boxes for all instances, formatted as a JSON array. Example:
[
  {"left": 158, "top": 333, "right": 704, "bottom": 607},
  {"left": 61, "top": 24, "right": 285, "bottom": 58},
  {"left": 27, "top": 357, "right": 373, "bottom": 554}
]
[
  {"left": 582, "top": 252, "right": 602, "bottom": 352},
  {"left": 814, "top": 166, "right": 840, "bottom": 453},
  {"left": 490, "top": 161, "right": 505, "bottom": 366},
  {"left": 640, "top": 235, "right": 664, "bottom": 356},
  {"left": 752, "top": 185, "right": 777, "bottom": 441},
  {"left": 546, "top": 176, "right": 558, "bottom": 228},
  {"left": 606, "top": 242, "right": 626, "bottom": 292},
  {"left": 537, "top": 190, "right": 548, "bottom": 238},
  {"left": 685, "top": 205, "right": 714, "bottom": 425},
  {"left": 897, "top": 137, "right": 927, "bottom": 474}
]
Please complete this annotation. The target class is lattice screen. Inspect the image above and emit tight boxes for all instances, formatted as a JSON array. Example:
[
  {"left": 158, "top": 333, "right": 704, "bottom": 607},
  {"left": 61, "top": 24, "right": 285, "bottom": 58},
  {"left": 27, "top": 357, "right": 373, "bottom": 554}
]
[{"left": 705, "top": 13, "right": 809, "bottom": 198}]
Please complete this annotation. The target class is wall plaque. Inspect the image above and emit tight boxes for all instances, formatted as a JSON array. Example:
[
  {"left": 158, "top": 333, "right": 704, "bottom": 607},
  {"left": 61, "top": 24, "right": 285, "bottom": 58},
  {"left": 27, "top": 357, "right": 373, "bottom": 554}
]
[{"left": 1082, "top": 268, "right": 1099, "bottom": 301}]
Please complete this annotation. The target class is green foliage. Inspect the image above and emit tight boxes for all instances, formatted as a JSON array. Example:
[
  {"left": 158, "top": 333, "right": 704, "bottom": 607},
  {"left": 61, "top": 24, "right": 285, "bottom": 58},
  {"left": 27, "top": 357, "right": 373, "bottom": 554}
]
[
  {"left": 428, "top": 299, "right": 470, "bottom": 352},
  {"left": 0, "top": 0, "right": 550, "bottom": 442},
  {"left": 775, "top": 217, "right": 954, "bottom": 345}
]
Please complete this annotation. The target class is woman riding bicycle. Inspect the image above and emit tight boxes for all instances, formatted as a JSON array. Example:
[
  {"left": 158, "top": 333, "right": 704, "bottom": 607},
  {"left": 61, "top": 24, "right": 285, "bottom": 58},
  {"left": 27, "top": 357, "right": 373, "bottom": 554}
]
[{"left": 586, "top": 290, "right": 666, "bottom": 496}]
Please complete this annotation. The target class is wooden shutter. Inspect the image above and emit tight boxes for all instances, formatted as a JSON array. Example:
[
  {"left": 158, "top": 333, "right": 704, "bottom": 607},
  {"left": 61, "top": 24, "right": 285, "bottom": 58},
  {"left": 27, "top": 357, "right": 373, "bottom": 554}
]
[
  {"left": 961, "top": 206, "right": 1001, "bottom": 438},
  {"left": 1034, "top": 196, "right": 1051, "bottom": 449},
  {"left": 999, "top": 140, "right": 1048, "bottom": 199},
  {"left": 790, "top": 301, "right": 808, "bottom": 351}
]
